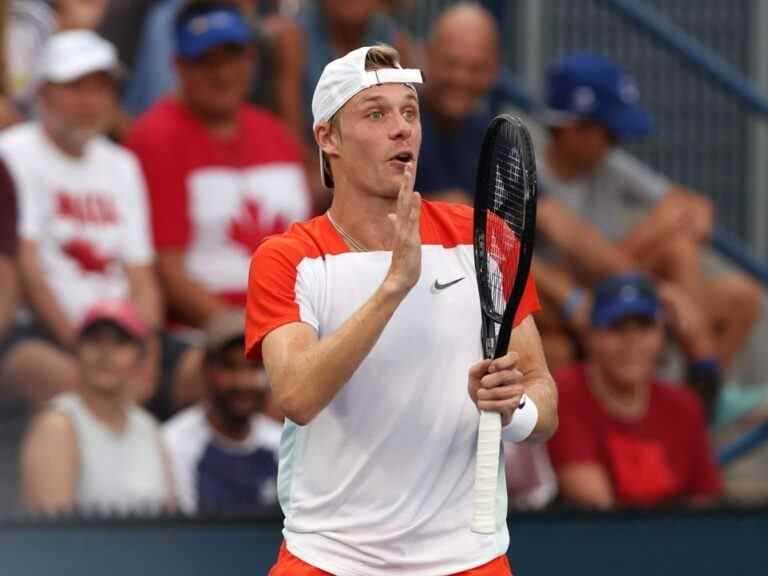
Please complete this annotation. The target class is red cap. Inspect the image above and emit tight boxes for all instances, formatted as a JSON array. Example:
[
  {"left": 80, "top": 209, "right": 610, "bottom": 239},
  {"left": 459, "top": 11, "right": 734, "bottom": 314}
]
[{"left": 78, "top": 299, "right": 148, "bottom": 342}]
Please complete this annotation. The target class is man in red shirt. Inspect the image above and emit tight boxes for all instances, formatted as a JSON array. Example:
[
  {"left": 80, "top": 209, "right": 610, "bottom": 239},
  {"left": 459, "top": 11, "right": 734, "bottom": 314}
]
[
  {"left": 547, "top": 274, "right": 722, "bottom": 508},
  {"left": 126, "top": 0, "right": 310, "bottom": 329}
]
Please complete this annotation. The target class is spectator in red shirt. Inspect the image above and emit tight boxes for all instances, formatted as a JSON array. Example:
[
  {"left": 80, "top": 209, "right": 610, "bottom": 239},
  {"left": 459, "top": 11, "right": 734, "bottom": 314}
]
[
  {"left": 547, "top": 274, "right": 722, "bottom": 509},
  {"left": 126, "top": 0, "right": 310, "bottom": 330}
]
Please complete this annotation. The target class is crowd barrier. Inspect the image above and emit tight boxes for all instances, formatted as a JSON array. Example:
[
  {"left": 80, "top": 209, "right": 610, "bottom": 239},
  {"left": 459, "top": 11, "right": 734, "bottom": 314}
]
[{"left": 1, "top": 507, "right": 765, "bottom": 575}]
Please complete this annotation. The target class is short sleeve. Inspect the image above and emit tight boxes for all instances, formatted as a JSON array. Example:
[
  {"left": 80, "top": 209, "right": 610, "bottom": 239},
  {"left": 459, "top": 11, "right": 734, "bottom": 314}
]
[
  {"left": 547, "top": 367, "right": 603, "bottom": 469},
  {"left": 125, "top": 120, "right": 190, "bottom": 250},
  {"left": 117, "top": 151, "right": 154, "bottom": 266},
  {"left": 513, "top": 274, "right": 540, "bottom": 327},
  {"left": 245, "top": 236, "right": 318, "bottom": 359}
]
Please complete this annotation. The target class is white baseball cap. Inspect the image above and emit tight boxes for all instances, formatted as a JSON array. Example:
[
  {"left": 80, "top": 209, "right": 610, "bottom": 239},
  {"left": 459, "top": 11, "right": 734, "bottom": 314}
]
[
  {"left": 37, "top": 30, "right": 121, "bottom": 85},
  {"left": 312, "top": 45, "right": 424, "bottom": 188}
]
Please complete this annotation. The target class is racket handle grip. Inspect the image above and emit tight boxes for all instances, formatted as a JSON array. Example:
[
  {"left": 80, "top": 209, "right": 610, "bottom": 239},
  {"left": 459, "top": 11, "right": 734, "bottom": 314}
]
[{"left": 471, "top": 410, "right": 502, "bottom": 534}]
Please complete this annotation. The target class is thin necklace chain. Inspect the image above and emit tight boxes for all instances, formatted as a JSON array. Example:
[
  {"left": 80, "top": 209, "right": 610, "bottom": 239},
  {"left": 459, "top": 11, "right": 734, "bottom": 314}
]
[{"left": 326, "top": 211, "right": 367, "bottom": 252}]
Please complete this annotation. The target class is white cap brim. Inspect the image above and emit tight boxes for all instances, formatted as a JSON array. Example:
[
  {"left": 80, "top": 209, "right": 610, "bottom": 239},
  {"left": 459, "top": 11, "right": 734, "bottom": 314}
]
[{"left": 37, "top": 30, "right": 121, "bottom": 86}]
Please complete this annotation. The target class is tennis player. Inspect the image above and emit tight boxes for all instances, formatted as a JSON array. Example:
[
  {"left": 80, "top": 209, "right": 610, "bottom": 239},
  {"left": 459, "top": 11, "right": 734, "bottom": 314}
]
[{"left": 246, "top": 44, "right": 558, "bottom": 576}]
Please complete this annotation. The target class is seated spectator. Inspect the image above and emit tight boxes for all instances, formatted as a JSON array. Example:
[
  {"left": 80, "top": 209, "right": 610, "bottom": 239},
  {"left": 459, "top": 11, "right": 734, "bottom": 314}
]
[
  {"left": 163, "top": 311, "right": 281, "bottom": 515},
  {"left": 126, "top": 1, "right": 310, "bottom": 329},
  {"left": 0, "top": 30, "right": 201, "bottom": 418},
  {"left": 415, "top": 2, "right": 499, "bottom": 203},
  {"left": 20, "top": 300, "right": 175, "bottom": 515},
  {"left": 547, "top": 274, "right": 723, "bottom": 509},
  {"left": 535, "top": 54, "right": 761, "bottom": 369}
]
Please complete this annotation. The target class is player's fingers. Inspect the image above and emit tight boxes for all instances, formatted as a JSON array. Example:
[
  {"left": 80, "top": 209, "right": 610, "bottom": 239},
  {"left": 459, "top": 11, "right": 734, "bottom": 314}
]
[
  {"left": 468, "top": 359, "right": 493, "bottom": 380},
  {"left": 408, "top": 192, "right": 421, "bottom": 237},
  {"left": 488, "top": 351, "right": 519, "bottom": 373},
  {"left": 480, "top": 369, "right": 523, "bottom": 389},
  {"left": 477, "top": 384, "right": 524, "bottom": 402},
  {"left": 398, "top": 166, "right": 414, "bottom": 214},
  {"left": 477, "top": 397, "right": 523, "bottom": 415}
]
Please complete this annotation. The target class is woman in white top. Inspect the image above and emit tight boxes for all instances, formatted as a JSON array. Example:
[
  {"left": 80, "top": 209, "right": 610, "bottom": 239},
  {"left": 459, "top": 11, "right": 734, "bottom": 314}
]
[{"left": 20, "top": 299, "right": 175, "bottom": 515}]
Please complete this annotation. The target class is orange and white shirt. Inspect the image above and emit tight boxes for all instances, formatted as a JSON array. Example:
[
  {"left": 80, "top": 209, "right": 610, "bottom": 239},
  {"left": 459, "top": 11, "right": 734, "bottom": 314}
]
[{"left": 246, "top": 201, "right": 539, "bottom": 576}]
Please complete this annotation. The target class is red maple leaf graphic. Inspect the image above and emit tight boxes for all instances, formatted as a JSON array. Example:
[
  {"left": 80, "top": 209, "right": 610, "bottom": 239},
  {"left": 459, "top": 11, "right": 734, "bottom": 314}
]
[
  {"left": 63, "top": 238, "right": 114, "bottom": 273},
  {"left": 229, "top": 199, "right": 288, "bottom": 254}
]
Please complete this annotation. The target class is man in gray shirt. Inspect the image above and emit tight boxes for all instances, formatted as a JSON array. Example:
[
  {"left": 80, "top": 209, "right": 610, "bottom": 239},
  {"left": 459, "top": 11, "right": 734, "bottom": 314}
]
[{"left": 533, "top": 54, "right": 760, "bottom": 374}]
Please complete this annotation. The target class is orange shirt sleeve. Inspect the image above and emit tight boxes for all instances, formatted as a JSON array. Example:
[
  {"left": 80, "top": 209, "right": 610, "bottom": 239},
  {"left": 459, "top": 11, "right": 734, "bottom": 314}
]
[
  {"left": 513, "top": 273, "right": 540, "bottom": 327},
  {"left": 245, "top": 235, "right": 306, "bottom": 360}
]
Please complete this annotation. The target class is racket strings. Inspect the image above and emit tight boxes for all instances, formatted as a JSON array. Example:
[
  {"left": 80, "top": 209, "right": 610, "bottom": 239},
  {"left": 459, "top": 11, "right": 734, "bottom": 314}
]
[{"left": 485, "top": 135, "right": 528, "bottom": 317}]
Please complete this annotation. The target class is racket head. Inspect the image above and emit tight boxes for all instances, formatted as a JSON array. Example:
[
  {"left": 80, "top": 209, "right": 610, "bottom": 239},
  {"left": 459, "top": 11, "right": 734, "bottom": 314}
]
[{"left": 473, "top": 114, "right": 538, "bottom": 358}]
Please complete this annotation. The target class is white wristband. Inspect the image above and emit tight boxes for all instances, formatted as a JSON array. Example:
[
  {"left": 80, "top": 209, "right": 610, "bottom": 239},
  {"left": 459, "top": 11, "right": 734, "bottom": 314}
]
[{"left": 502, "top": 394, "right": 538, "bottom": 443}]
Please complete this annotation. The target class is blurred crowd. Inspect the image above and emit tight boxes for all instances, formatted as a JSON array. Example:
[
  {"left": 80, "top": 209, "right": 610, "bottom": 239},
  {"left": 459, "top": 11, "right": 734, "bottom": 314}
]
[{"left": 0, "top": 0, "right": 766, "bottom": 518}]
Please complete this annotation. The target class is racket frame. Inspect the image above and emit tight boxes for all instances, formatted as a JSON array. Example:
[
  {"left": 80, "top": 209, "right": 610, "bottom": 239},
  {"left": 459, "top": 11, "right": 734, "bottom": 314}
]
[{"left": 471, "top": 114, "right": 538, "bottom": 534}]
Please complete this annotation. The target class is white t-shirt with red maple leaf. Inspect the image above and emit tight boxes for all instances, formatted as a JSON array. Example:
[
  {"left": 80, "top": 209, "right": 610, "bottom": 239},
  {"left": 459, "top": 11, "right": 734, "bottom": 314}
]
[
  {"left": 0, "top": 122, "right": 154, "bottom": 324},
  {"left": 126, "top": 99, "right": 310, "bottom": 309}
]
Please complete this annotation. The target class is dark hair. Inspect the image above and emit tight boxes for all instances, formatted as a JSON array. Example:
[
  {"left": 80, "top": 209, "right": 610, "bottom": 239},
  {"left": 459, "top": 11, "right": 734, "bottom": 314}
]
[{"left": 174, "top": 0, "right": 243, "bottom": 32}]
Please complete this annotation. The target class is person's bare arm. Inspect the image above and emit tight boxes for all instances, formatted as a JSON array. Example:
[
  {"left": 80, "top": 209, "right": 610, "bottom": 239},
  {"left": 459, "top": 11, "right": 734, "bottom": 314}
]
[
  {"left": 510, "top": 316, "right": 558, "bottom": 442},
  {"left": 468, "top": 316, "right": 558, "bottom": 442},
  {"left": 557, "top": 463, "right": 615, "bottom": 509},
  {"left": 620, "top": 185, "right": 713, "bottom": 258},
  {"left": 538, "top": 198, "right": 634, "bottom": 281},
  {"left": 0, "top": 256, "right": 18, "bottom": 338},
  {"left": 263, "top": 169, "right": 422, "bottom": 425},
  {"left": 20, "top": 409, "right": 78, "bottom": 514},
  {"left": 533, "top": 258, "right": 591, "bottom": 334},
  {"left": 17, "top": 239, "right": 76, "bottom": 347},
  {"left": 156, "top": 249, "right": 228, "bottom": 327}
]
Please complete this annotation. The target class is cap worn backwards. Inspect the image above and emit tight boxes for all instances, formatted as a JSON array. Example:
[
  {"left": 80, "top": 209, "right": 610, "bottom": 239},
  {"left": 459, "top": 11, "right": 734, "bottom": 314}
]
[
  {"left": 311, "top": 46, "right": 424, "bottom": 129},
  {"left": 312, "top": 46, "right": 424, "bottom": 188}
]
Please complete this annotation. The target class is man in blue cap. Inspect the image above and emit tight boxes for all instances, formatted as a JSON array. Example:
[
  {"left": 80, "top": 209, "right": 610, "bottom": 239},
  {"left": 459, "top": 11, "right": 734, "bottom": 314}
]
[
  {"left": 126, "top": 0, "right": 309, "bottom": 336},
  {"left": 533, "top": 54, "right": 760, "bottom": 373},
  {"left": 547, "top": 273, "right": 723, "bottom": 509}
]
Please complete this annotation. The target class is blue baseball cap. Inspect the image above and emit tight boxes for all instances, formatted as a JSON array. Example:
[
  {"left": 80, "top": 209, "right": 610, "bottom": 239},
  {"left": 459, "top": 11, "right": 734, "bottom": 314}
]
[
  {"left": 545, "top": 54, "right": 653, "bottom": 139},
  {"left": 590, "top": 274, "right": 661, "bottom": 328},
  {"left": 175, "top": 4, "right": 252, "bottom": 60}
]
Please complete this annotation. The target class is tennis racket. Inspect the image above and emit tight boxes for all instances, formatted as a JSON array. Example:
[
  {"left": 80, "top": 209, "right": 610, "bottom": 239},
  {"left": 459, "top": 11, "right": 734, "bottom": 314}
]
[{"left": 471, "top": 114, "right": 538, "bottom": 534}]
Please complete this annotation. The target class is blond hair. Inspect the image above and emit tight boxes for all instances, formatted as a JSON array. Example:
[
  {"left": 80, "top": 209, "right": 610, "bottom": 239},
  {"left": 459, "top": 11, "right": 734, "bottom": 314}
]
[{"left": 323, "top": 44, "right": 403, "bottom": 188}]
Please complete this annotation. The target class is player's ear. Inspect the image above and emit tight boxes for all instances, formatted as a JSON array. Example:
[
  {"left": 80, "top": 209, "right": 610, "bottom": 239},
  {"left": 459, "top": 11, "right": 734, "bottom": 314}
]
[{"left": 315, "top": 122, "right": 341, "bottom": 158}]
